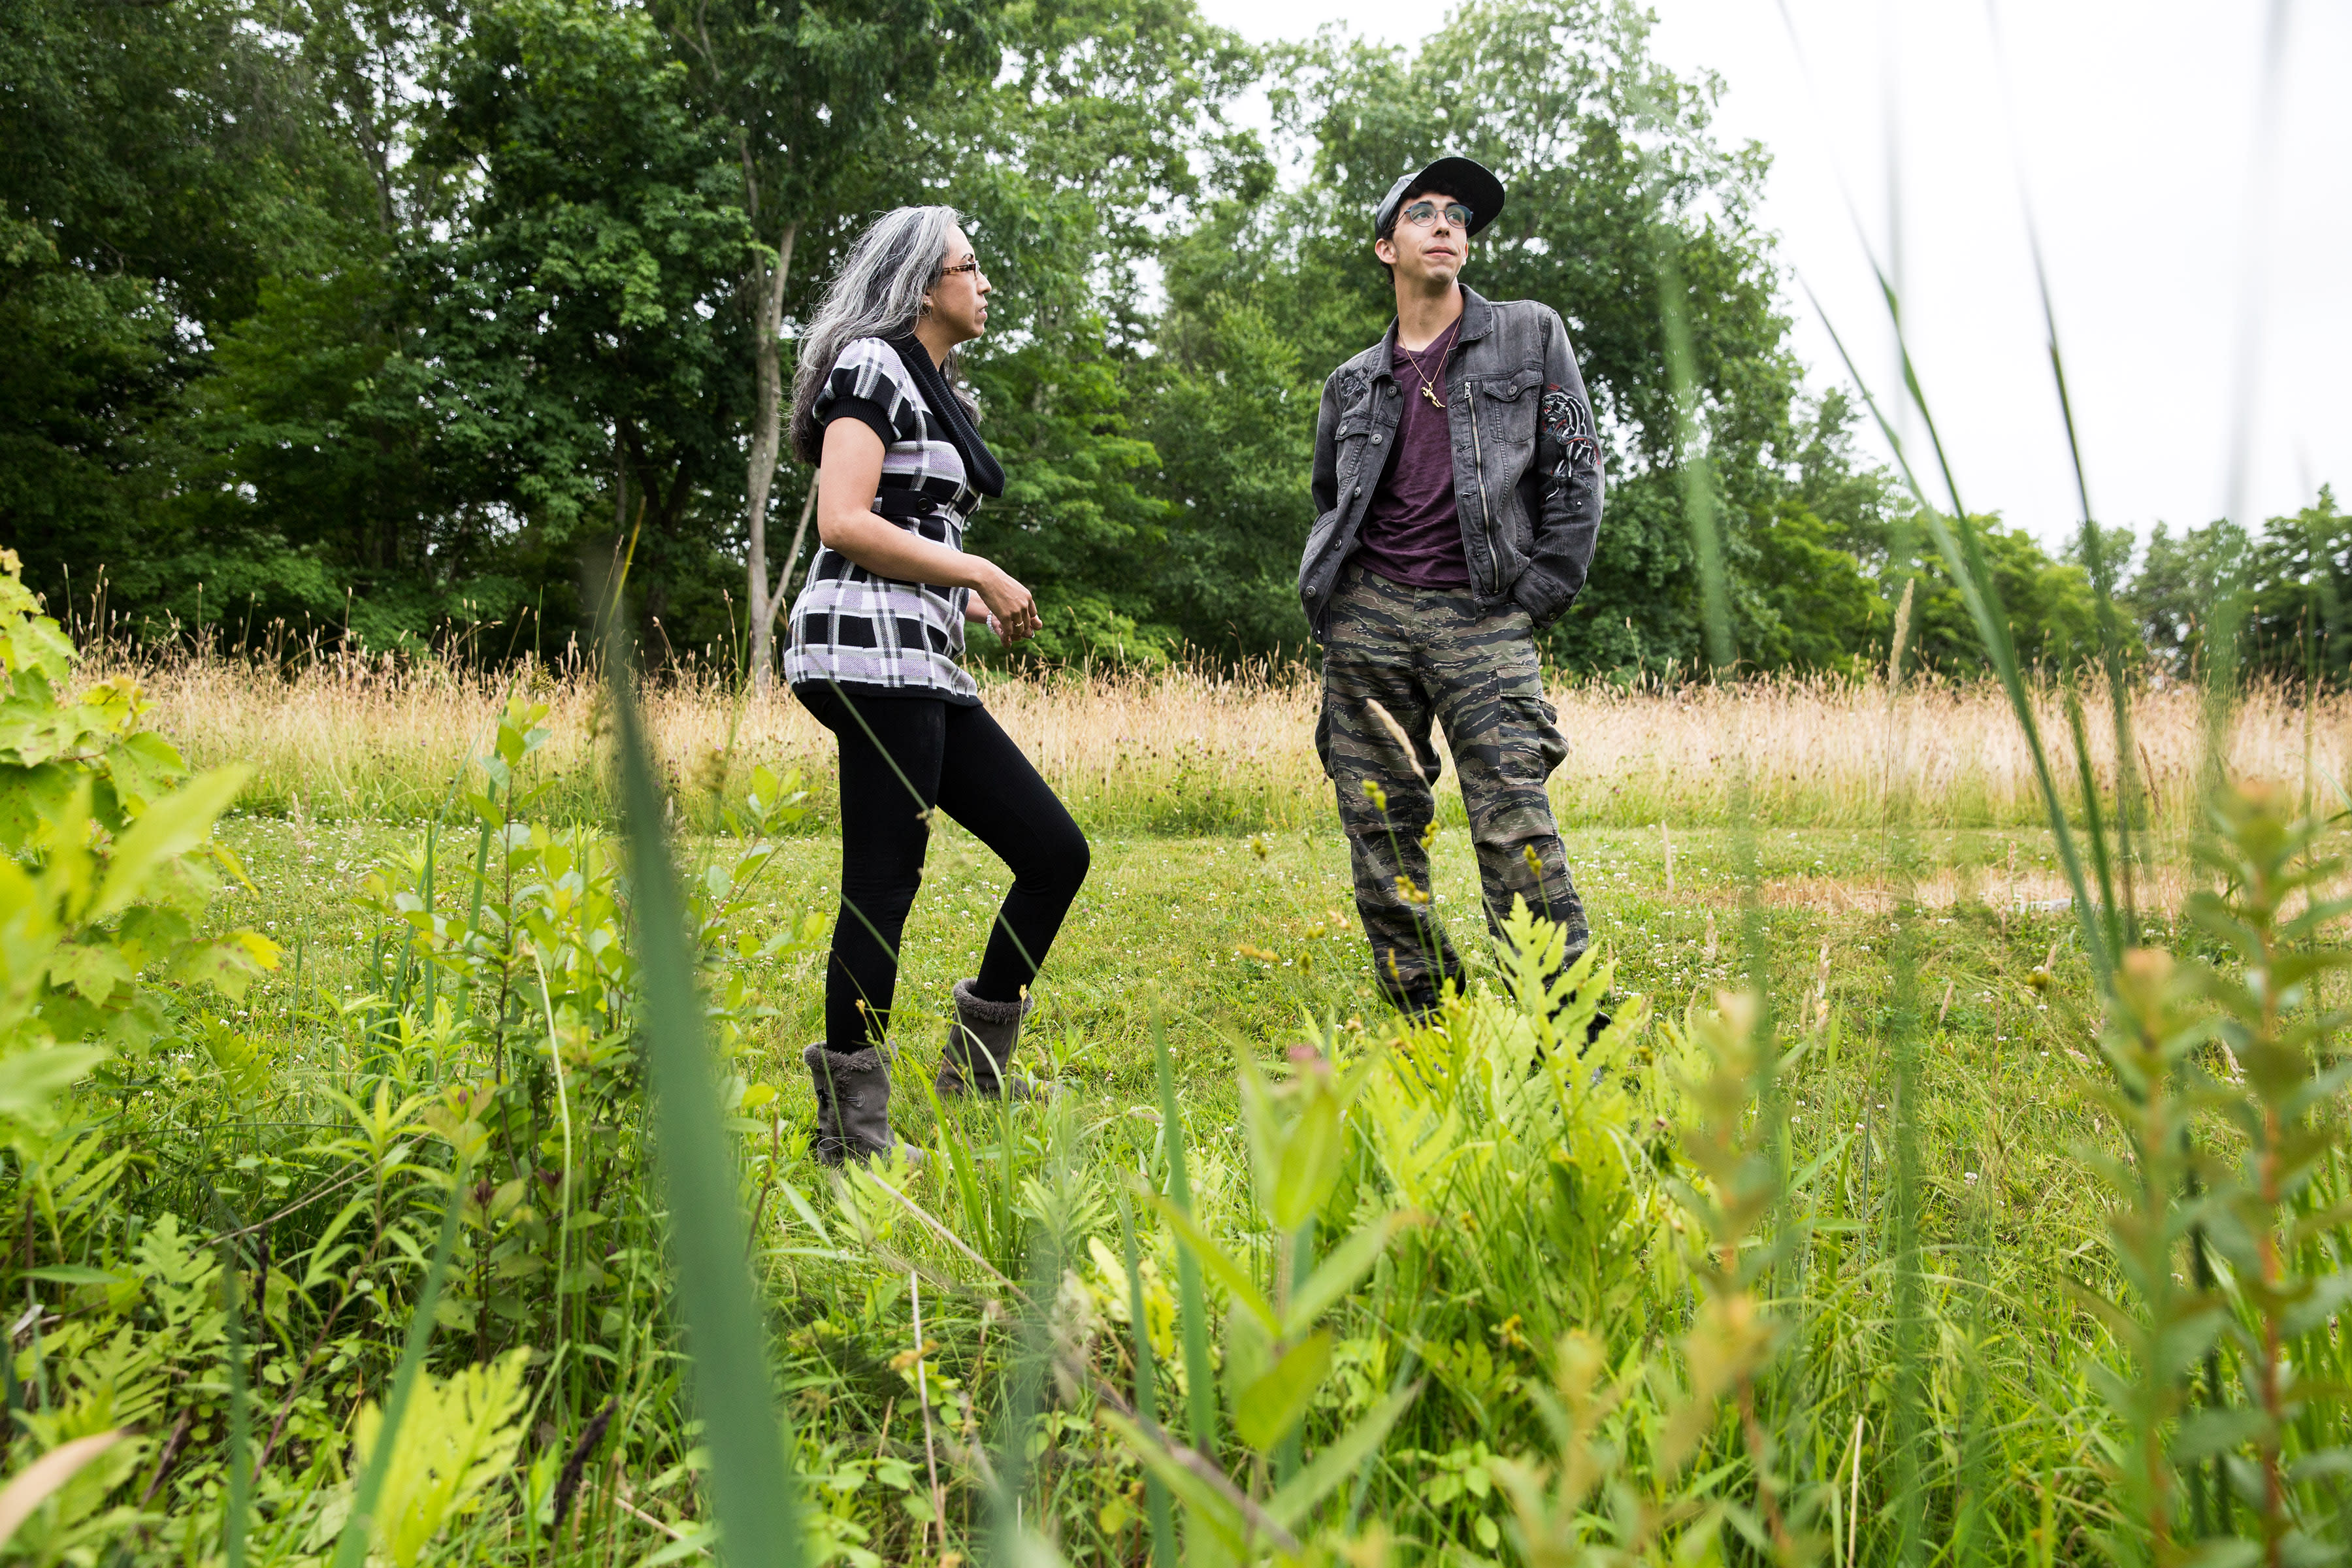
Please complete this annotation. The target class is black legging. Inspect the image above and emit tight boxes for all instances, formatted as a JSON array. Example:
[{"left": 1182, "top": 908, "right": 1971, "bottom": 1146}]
[{"left": 796, "top": 685, "right": 1090, "bottom": 1053}]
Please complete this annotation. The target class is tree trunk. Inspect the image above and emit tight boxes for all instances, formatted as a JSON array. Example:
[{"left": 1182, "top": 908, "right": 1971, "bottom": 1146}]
[{"left": 745, "top": 221, "right": 798, "bottom": 696}]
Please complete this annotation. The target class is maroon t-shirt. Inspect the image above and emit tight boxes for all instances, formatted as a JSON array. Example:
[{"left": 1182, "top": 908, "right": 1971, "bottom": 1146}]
[{"left": 1354, "top": 316, "right": 1471, "bottom": 589}]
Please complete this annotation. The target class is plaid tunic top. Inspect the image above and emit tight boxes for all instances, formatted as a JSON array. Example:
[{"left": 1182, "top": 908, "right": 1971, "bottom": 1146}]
[{"left": 785, "top": 338, "right": 982, "bottom": 704}]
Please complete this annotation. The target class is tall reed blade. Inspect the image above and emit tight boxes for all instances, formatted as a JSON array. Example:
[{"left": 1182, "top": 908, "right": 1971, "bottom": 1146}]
[
  {"left": 1153, "top": 1011, "right": 1216, "bottom": 1454},
  {"left": 608, "top": 629, "right": 806, "bottom": 1568},
  {"left": 984, "top": 1232, "right": 1062, "bottom": 1567},
  {"left": 1643, "top": 150, "right": 1773, "bottom": 1022},
  {"left": 2017, "top": 210, "right": 2148, "bottom": 945},
  {"left": 2061, "top": 677, "right": 2122, "bottom": 958},
  {"left": 222, "top": 1245, "right": 250, "bottom": 1568},
  {"left": 1117, "top": 1194, "right": 1177, "bottom": 1568},
  {"left": 1642, "top": 108, "right": 1802, "bottom": 1544}
]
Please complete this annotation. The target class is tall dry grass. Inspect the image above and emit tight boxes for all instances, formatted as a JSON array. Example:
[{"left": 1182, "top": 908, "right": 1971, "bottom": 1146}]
[{"left": 116, "top": 651, "right": 2352, "bottom": 832}]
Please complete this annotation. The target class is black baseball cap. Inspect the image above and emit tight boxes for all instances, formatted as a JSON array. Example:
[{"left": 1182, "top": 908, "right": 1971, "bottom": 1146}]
[{"left": 1373, "top": 155, "right": 1507, "bottom": 241}]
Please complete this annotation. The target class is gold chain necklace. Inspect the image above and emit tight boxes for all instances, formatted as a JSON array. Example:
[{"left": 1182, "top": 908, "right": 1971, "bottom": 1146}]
[{"left": 1397, "top": 319, "right": 1458, "bottom": 408}]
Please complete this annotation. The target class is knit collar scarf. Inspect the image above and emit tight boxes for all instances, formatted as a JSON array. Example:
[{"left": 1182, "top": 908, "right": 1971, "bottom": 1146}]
[{"left": 884, "top": 334, "right": 1005, "bottom": 499}]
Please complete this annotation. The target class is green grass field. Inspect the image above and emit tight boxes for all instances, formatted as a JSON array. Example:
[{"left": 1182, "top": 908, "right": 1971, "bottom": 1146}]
[
  {"left": 154, "top": 796, "right": 2157, "bottom": 1563},
  {"left": 16, "top": 610, "right": 2352, "bottom": 1568},
  {"left": 214, "top": 811, "right": 2118, "bottom": 1116}
]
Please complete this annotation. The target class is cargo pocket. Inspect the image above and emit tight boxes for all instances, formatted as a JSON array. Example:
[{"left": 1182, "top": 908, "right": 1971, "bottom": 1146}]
[{"left": 1505, "top": 693, "right": 1569, "bottom": 780}]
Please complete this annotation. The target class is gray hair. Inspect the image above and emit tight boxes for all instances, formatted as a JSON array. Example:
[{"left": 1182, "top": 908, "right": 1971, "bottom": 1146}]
[{"left": 790, "top": 205, "right": 971, "bottom": 465}]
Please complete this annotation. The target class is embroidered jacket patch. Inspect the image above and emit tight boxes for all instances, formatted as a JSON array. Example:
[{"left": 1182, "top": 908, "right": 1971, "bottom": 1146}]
[{"left": 1541, "top": 384, "right": 1599, "bottom": 485}]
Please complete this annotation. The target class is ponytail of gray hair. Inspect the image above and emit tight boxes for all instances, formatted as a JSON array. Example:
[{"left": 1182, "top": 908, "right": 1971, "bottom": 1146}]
[{"left": 789, "top": 205, "right": 971, "bottom": 465}]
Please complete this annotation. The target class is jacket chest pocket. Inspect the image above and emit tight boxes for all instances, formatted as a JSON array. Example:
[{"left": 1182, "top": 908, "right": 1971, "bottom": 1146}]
[
  {"left": 1473, "top": 369, "right": 1543, "bottom": 449},
  {"left": 1333, "top": 403, "right": 1382, "bottom": 483}
]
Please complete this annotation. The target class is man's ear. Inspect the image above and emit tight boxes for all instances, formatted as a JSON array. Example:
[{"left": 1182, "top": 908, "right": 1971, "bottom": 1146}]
[{"left": 1373, "top": 234, "right": 1399, "bottom": 269}]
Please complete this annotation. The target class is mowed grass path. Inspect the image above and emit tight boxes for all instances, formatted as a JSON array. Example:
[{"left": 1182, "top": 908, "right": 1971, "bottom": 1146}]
[{"left": 214, "top": 813, "right": 2145, "bottom": 1306}]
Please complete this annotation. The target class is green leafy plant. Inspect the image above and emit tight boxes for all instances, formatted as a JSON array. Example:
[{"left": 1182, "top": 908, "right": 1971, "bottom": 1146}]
[
  {"left": 0, "top": 547, "right": 278, "bottom": 1124},
  {"left": 1490, "top": 988, "right": 1807, "bottom": 1566},
  {"left": 2075, "top": 784, "right": 2352, "bottom": 1563},
  {"left": 1107, "top": 1028, "right": 1420, "bottom": 1563},
  {"left": 345, "top": 1346, "right": 531, "bottom": 1567}
]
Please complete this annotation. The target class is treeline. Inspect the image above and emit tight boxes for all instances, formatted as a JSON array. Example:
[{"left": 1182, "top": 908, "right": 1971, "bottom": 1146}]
[{"left": 3, "top": 0, "right": 2338, "bottom": 679}]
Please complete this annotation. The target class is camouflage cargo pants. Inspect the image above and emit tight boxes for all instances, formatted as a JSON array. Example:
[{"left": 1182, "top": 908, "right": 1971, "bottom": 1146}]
[{"left": 1315, "top": 560, "right": 1588, "bottom": 1008}]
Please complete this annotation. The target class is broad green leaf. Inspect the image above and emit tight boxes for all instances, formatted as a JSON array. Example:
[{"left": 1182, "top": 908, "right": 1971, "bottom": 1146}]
[
  {"left": 0, "top": 762, "right": 75, "bottom": 853},
  {"left": 1282, "top": 1210, "right": 1418, "bottom": 1339},
  {"left": 1232, "top": 1330, "right": 1331, "bottom": 1450},
  {"left": 2180, "top": 1542, "right": 2261, "bottom": 1568},
  {"left": 1141, "top": 1192, "right": 1277, "bottom": 1332},
  {"left": 0, "top": 1045, "right": 106, "bottom": 1120},
  {"left": 0, "top": 1429, "right": 133, "bottom": 1549},
  {"left": 1265, "top": 1383, "right": 1421, "bottom": 1531},
  {"left": 91, "top": 765, "right": 248, "bottom": 920},
  {"left": 1269, "top": 1085, "right": 1342, "bottom": 1232},
  {"left": 48, "top": 942, "right": 131, "bottom": 1001},
  {"left": 633, "top": 1527, "right": 718, "bottom": 1568},
  {"left": 20, "top": 1264, "right": 120, "bottom": 1286},
  {"left": 2172, "top": 1406, "right": 2266, "bottom": 1464},
  {"left": 104, "top": 730, "right": 187, "bottom": 813},
  {"left": 1222, "top": 1301, "right": 1271, "bottom": 1416},
  {"left": 2290, "top": 1446, "right": 2352, "bottom": 1483},
  {"left": 1096, "top": 1411, "right": 1252, "bottom": 1560}
]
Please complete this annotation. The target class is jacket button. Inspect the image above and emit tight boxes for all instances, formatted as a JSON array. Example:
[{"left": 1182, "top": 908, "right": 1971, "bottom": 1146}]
[
  {"left": 1370, "top": 434, "right": 1382, "bottom": 445},
  {"left": 1353, "top": 483, "right": 1363, "bottom": 496},
  {"left": 1388, "top": 385, "right": 1398, "bottom": 397}
]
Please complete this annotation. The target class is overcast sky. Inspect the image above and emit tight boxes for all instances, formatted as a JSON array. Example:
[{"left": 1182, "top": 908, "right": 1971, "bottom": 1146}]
[{"left": 1188, "top": 0, "right": 2351, "bottom": 557}]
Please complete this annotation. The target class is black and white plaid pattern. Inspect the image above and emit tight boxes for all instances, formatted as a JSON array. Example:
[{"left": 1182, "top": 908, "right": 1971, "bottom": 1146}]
[{"left": 785, "top": 338, "right": 982, "bottom": 702}]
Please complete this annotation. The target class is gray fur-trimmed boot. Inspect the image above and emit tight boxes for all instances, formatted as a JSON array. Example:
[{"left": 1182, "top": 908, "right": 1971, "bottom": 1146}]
[
  {"left": 804, "top": 1044, "right": 915, "bottom": 1165},
  {"left": 936, "top": 979, "right": 1047, "bottom": 1100}
]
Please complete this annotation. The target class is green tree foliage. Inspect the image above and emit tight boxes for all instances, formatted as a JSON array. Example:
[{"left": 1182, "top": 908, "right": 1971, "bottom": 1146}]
[
  {"left": 1143, "top": 0, "right": 1901, "bottom": 670},
  {"left": 1893, "top": 515, "right": 2107, "bottom": 677},
  {"left": 652, "top": 0, "right": 999, "bottom": 684},
  {"left": 2127, "top": 488, "right": 2352, "bottom": 685},
  {"left": 419, "top": 0, "right": 762, "bottom": 641},
  {"left": 941, "top": 0, "right": 1269, "bottom": 666},
  {"left": 0, "top": 0, "right": 325, "bottom": 621},
  {"left": 0, "top": 0, "right": 2330, "bottom": 681}
]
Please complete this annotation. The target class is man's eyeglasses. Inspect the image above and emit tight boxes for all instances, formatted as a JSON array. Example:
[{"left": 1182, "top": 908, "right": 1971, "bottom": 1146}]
[
  {"left": 1400, "top": 200, "right": 1473, "bottom": 229},
  {"left": 939, "top": 259, "right": 982, "bottom": 278}
]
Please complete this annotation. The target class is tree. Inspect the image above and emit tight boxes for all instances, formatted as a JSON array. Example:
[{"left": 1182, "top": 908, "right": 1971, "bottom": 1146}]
[
  {"left": 0, "top": 0, "right": 353, "bottom": 619},
  {"left": 1742, "top": 391, "right": 1908, "bottom": 673},
  {"left": 930, "top": 0, "right": 1266, "bottom": 666},
  {"left": 416, "top": 0, "right": 759, "bottom": 647},
  {"left": 1135, "top": 295, "right": 1321, "bottom": 656},
  {"left": 655, "top": 0, "right": 997, "bottom": 692},
  {"left": 2125, "top": 489, "right": 2352, "bottom": 685},
  {"left": 1897, "top": 515, "right": 2108, "bottom": 677},
  {"left": 1151, "top": 0, "right": 1827, "bottom": 671}
]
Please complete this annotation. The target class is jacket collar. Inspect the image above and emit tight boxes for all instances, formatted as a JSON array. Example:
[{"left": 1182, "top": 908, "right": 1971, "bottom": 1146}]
[{"left": 1371, "top": 284, "right": 1492, "bottom": 378}]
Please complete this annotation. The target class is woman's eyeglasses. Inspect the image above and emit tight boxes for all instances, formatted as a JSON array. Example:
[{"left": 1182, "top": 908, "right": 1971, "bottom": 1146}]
[
  {"left": 939, "top": 259, "right": 982, "bottom": 278},
  {"left": 1400, "top": 201, "right": 1473, "bottom": 229}
]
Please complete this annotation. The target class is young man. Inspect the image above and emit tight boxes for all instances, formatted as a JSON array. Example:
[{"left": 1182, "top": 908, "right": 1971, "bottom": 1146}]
[{"left": 1298, "top": 154, "right": 1604, "bottom": 1019}]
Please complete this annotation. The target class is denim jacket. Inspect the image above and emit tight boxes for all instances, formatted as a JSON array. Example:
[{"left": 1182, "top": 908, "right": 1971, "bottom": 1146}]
[{"left": 1298, "top": 286, "right": 1604, "bottom": 639}]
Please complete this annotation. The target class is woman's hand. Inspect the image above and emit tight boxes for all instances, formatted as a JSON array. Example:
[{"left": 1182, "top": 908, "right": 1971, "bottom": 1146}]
[
  {"left": 975, "top": 564, "right": 1040, "bottom": 642},
  {"left": 963, "top": 596, "right": 1015, "bottom": 642}
]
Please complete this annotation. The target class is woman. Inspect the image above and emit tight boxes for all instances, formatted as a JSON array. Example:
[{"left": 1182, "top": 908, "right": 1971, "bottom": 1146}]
[{"left": 785, "top": 206, "right": 1090, "bottom": 1165}]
